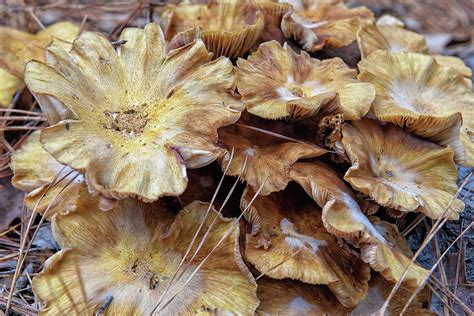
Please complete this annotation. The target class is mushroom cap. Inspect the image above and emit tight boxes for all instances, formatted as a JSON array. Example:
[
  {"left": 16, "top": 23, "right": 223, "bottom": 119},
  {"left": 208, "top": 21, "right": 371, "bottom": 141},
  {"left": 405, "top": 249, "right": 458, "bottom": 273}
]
[
  {"left": 218, "top": 112, "right": 327, "bottom": 195},
  {"left": 356, "top": 20, "right": 428, "bottom": 59},
  {"left": 0, "top": 68, "right": 23, "bottom": 107},
  {"left": 242, "top": 184, "right": 370, "bottom": 307},
  {"left": 356, "top": 20, "right": 472, "bottom": 80},
  {"left": 351, "top": 272, "right": 434, "bottom": 315},
  {"left": 281, "top": 0, "right": 373, "bottom": 52},
  {"left": 341, "top": 119, "right": 464, "bottom": 219},
  {"left": 10, "top": 130, "right": 96, "bottom": 218},
  {"left": 290, "top": 161, "right": 429, "bottom": 288},
  {"left": 24, "top": 23, "right": 243, "bottom": 202},
  {"left": 0, "top": 21, "right": 78, "bottom": 106},
  {"left": 358, "top": 50, "right": 473, "bottom": 166},
  {"left": 161, "top": 0, "right": 264, "bottom": 58},
  {"left": 256, "top": 277, "right": 351, "bottom": 315},
  {"left": 236, "top": 40, "right": 374, "bottom": 120},
  {"left": 33, "top": 199, "right": 258, "bottom": 315},
  {"left": 433, "top": 55, "right": 472, "bottom": 79},
  {"left": 0, "top": 21, "right": 79, "bottom": 78}
]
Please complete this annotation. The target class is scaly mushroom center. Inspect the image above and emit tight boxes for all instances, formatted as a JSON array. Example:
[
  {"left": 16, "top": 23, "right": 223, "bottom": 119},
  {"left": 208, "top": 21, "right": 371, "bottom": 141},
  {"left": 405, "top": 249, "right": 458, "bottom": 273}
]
[{"left": 104, "top": 109, "right": 148, "bottom": 135}]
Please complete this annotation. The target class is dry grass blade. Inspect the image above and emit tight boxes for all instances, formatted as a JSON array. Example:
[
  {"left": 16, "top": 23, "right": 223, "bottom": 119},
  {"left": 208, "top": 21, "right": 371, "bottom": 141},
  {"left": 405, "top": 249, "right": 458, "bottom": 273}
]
[
  {"left": 379, "top": 172, "right": 472, "bottom": 314},
  {"left": 236, "top": 123, "right": 307, "bottom": 144}
]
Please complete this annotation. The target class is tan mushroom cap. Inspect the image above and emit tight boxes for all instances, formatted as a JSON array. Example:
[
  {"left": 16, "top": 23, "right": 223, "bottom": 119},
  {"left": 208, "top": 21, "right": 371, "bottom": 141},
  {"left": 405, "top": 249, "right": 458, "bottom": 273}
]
[
  {"left": 356, "top": 20, "right": 428, "bottom": 59},
  {"left": 0, "top": 68, "right": 23, "bottom": 107},
  {"left": 281, "top": 0, "right": 373, "bottom": 52},
  {"left": 218, "top": 113, "right": 327, "bottom": 195},
  {"left": 10, "top": 130, "right": 99, "bottom": 218},
  {"left": 33, "top": 199, "right": 258, "bottom": 315},
  {"left": 0, "top": 21, "right": 79, "bottom": 78},
  {"left": 351, "top": 272, "right": 434, "bottom": 315},
  {"left": 256, "top": 277, "right": 351, "bottom": 315},
  {"left": 161, "top": 0, "right": 264, "bottom": 58},
  {"left": 341, "top": 119, "right": 463, "bottom": 219},
  {"left": 24, "top": 23, "right": 242, "bottom": 202},
  {"left": 356, "top": 19, "right": 472, "bottom": 80},
  {"left": 358, "top": 51, "right": 474, "bottom": 166},
  {"left": 236, "top": 40, "right": 375, "bottom": 120},
  {"left": 0, "top": 22, "right": 79, "bottom": 107},
  {"left": 433, "top": 55, "right": 472, "bottom": 80},
  {"left": 242, "top": 184, "right": 370, "bottom": 307},
  {"left": 290, "top": 161, "right": 429, "bottom": 288}
]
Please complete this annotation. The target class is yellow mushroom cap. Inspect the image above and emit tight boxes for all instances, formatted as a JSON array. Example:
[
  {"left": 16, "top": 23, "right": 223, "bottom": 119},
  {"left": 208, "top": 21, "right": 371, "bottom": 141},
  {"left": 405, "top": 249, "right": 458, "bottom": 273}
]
[
  {"left": 290, "top": 161, "right": 429, "bottom": 288},
  {"left": 358, "top": 50, "right": 474, "bottom": 166},
  {"left": 357, "top": 20, "right": 428, "bottom": 59},
  {"left": 281, "top": 0, "right": 374, "bottom": 52},
  {"left": 218, "top": 112, "right": 327, "bottom": 195},
  {"left": 24, "top": 23, "right": 243, "bottom": 202},
  {"left": 0, "top": 21, "right": 79, "bottom": 106},
  {"left": 256, "top": 277, "right": 351, "bottom": 315},
  {"left": 33, "top": 199, "right": 258, "bottom": 315},
  {"left": 341, "top": 119, "right": 463, "bottom": 219},
  {"left": 0, "top": 68, "right": 24, "bottom": 107},
  {"left": 242, "top": 184, "right": 370, "bottom": 307},
  {"left": 161, "top": 0, "right": 264, "bottom": 58},
  {"left": 236, "top": 40, "right": 375, "bottom": 120},
  {"left": 10, "top": 130, "right": 96, "bottom": 218}
]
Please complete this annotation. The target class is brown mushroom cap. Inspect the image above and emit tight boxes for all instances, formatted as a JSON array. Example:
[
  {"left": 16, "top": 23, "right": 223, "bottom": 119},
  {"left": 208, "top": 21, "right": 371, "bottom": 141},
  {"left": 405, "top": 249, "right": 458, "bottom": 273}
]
[
  {"left": 358, "top": 50, "right": 473, "bottom": 166},
  {"left": 281, "top": 0, "right": 373, "bottom": 52},
  {"left": 341, "top": 119, "right": 463, "bottom": 219},
  {"left": 218, "top": 113, "right": 327, "bottom": 195},
  {"left": 24, "top": 23, "right": 243, "bottom": 202},
  {"left": 351, "top": 273, "right": 435, "bottom": 315},
  {"left": 290, "top": 161, "right": 429, "bottom": 288},
  {"left": 161, "top": 0, "right": 264, "bottom": 58},
  {"left": 33, "top": 199, "right": 258, "bottom": 315},
  {"left": 242, "top": 184, "right": 370, "bottom": 307},
  {"left": 256, "top": 277, "right": 351, "bottom": 315},
  {"left": 236, "top": 40, "right": 374, "bottom": 120}
]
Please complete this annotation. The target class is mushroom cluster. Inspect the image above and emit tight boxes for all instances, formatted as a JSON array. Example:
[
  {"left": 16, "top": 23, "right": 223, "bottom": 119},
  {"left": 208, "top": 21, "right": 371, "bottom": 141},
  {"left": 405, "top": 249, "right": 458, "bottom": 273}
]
[{"left": 3, "top": 0, "right": 471, "bottom": 314}]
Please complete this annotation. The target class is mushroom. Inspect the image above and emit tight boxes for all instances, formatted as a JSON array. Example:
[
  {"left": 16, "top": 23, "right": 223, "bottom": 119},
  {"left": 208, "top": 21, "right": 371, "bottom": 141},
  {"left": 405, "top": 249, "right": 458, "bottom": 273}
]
[
  {"left": 351, "top": 273, "right": 434, "bottom": 315},
  {"left": 10, "top": 130, "right": 101, "bottom": 218},
  {"left": 290, "top": 161, "right": 429, "bottom": 288},
  {"left": 235, "top": 40, "right": 375, "bottom": 120},
  {"left": 358, "top": 50, "right": 473, "bottom": 166},
  {"left": 33, "top": 199, "right": 258, "bottom": 314},
  {"left": 24, "top": 23, "right": 243, "bottom": 202},
  {"left": 242, "top": 184, "right": 370, "bottom": 307},
  {"left": 357, "top": 19, "right": 428, "bottom": 59},
  {"left": 356, "top": 17, "right": 472, "bottom": 79},
  {"left": 281, "top": 0, "right": 373, "bottom": 52},
  {"left": 0, "top": 22, "right": 79, "bottom": 107},
  {"left": 0, "top": 69, "right": 23, "bottom": 107},
  {"left": 256, "top": 277, "right": 351, "bottom": 315},
  {"left": 218, "top": 112, "right": 327, "bottom": 195},
  {"left": 341, "top": 119, "right": 464, "bottom": 219},
  {"left": 161, "top": 0, "right": 264, "bottom": 58}
]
